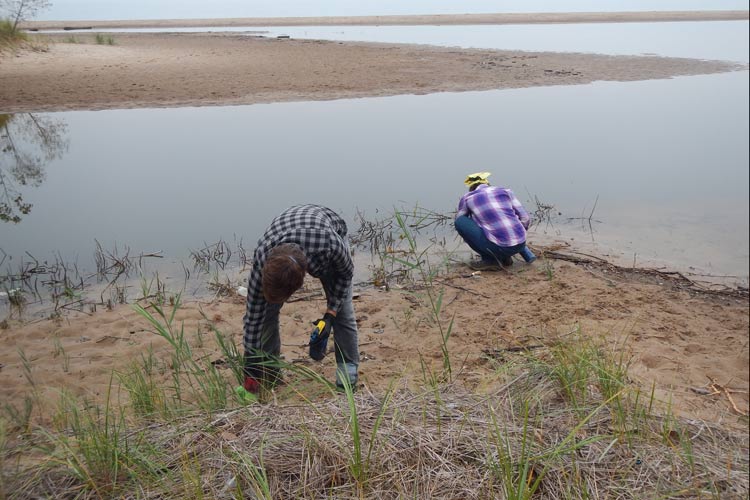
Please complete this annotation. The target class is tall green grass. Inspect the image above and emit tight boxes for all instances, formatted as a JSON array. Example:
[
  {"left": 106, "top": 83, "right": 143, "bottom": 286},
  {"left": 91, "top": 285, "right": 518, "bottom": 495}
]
[
  {"left": 0, "top": 18, "right": 27, "bottom": 46},
  {"left": 44, "top": 380, "right": 164, "bottom": 496},
  {"left": 231, "top": 443, "right": 273, "bottom": 499},
  {"left": 117, "top": 348, "right": 174, "bottom": 419},
  {"left": 94, "top": 33, "right": 115, "bottom": 45},
  {"left": 131, "top": 296, "right": 233, "bottom": 413},
  {"left": 338, "top": 372, "right": 396, "bottom": 487}
]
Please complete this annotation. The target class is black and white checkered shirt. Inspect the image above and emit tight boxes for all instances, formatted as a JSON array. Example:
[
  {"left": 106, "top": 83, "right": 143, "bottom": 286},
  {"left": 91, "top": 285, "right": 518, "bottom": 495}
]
[{"left": 242, "top": 204, "right": 353, "bottom": 349}]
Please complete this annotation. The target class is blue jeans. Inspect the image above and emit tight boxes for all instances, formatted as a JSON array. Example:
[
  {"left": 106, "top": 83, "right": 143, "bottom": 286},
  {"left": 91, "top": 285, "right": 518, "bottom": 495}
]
[
  {"left": 455, "top": 215, "right": 527, "bottom": 263},
  {"left": 245, "top": 283, "right": 359, "bottom": 386}
]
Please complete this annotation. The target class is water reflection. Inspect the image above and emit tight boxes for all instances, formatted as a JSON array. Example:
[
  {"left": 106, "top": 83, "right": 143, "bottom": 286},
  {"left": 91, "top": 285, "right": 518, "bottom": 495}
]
[
  {"left": 0, "top": 113, "right": 69, "bottom": 223},
  {"left": 0, "top": 73, "right": 746, "bottom": 291}
]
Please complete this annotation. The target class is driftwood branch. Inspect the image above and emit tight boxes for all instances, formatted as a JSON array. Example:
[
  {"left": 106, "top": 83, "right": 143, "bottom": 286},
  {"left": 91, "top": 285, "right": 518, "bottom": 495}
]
[{"left": 539, "top": 246, "right": 748, "bottom": 300}]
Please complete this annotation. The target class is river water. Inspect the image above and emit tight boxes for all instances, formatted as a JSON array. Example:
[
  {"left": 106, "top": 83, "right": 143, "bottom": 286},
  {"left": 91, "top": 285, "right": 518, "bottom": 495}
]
[{"left": 1, "top": 20, "right": 748, "bottom": 315}]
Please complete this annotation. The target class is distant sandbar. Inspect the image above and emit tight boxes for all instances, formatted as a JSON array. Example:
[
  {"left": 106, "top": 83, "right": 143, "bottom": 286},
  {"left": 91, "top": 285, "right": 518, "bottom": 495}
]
[{"left": 22, "top": 10, "right": 750, "bottom": 31}]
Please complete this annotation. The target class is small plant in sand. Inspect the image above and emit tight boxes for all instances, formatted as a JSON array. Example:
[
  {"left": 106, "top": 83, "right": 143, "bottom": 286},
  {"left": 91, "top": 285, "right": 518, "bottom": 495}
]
[
  {"left": 136, "top": 269, "right": 170, "bottom": 304},
  {"left": 207, "top": 271, "right": 236, "bottom": 298},
  {"left": 541, "top": 254, "right": 555, "bottom": 280},
  {"left": 229, "top": 444, "right": 273, "bottom": 499},
  {"left": 0, "top": 417, "right": 6, "bottom": 479},
  {"left": 337, "top": 370, "right": 396, "bottom": 489},
  {"left": 3, "top": 395, "right": 33, "bottom": 435},
  {"left": 5, "top": 287, "right": 26, "bottom": 319},
  {"left": 3, "top": 348, "right": 40, "bottom": 434},
  {"left": 117, "top": 348, "right": 174, "bottom": 420},
  {"left": 52, "top": 336, "right": 71, "bottom": 373},
  {"left": 94, "top": 33, "right": 114, "bottom": 45}
]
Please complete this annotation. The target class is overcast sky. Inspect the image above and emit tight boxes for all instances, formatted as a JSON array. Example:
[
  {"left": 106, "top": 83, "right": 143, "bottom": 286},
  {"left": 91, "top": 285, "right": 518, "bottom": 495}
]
[{"left": 37, "top": 0, "right": 749, "bottom": 21}]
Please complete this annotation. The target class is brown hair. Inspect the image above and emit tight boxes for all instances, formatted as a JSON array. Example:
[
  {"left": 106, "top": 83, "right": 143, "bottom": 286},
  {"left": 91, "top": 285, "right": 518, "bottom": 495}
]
[
  {"left": 469, "top": 181, "right": 489, "bottom": 192},
  {"left": 262, "top": 243, "right": 307, "bottom": 303}
]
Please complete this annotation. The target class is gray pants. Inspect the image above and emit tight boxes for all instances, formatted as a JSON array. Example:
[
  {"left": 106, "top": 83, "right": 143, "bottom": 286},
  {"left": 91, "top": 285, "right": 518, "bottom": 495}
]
[{"left": 248, "top": 284, "right": 359, "bottom": 385}]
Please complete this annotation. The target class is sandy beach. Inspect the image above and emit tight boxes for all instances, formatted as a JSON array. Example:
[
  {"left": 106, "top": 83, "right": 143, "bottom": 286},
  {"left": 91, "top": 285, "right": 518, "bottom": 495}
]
[
  {"left": 0, "top": 250, "right": 747, "bottom": 429},
  {"left": 1, "top": 9, "right": 748, "bottom": 421},
  {"left": 1, "top": 15, "right": 746, "bottom": 113}
]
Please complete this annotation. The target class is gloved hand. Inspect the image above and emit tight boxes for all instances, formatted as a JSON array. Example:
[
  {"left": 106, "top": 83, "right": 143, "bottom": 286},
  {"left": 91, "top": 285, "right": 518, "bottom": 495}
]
[
  {"left": 234, "top": 376, "right": 260, "bottom": 404},
  {"left": 309, "top": 312, "right": 334, "bottom": 361}
]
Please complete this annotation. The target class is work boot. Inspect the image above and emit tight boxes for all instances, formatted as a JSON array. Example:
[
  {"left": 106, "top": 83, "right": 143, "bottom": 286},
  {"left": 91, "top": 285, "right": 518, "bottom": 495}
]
[{"left": 469, "top": 259, "right": 500, "bottom": 271}]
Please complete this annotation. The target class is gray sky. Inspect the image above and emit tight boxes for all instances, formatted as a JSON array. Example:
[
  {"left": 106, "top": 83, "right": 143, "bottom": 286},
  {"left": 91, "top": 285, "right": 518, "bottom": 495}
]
[{"left": 38, "top": 0, "right": 749, "bottom": 21}]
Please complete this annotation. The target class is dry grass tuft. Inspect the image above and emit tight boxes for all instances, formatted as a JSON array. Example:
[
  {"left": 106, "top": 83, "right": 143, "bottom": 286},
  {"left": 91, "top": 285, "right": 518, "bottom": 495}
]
[{"left": 5, "top": 369, "right": 748, "bottom": 499}]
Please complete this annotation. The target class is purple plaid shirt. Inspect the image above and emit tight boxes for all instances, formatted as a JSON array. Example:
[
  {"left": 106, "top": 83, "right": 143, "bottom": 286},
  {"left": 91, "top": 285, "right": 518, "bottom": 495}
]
[{"left": 456, "top": 184, "right": 530, "bottom": 247}]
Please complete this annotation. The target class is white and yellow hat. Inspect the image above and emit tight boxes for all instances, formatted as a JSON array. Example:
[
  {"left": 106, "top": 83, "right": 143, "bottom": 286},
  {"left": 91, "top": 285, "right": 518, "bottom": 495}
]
[{"left": 464, "top": 171, "right": 491, "bottom": 188}]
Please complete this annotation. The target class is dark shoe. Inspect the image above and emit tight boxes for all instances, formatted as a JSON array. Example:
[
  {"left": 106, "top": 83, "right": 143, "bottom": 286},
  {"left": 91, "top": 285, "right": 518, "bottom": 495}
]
[
  {"left": 336, "top": 378, "right": 359, "bottom": 393},
  {"left": 501, "top": 256, "right": 514, "bottom": 267},
  {"left": 469, "top": 259, "right": 500, "bottom": 271}
]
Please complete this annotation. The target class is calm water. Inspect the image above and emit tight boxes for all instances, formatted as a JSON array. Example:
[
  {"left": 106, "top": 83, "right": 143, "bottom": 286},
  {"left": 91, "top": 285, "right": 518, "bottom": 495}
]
[
  {"left": 2, "top": 22, "right": 749, "bottom": 299},
  {"left": 69, "top": 20, "right": 749, "bottom": 62},
  {"left": 253, "top": 21, "right": 750, "bottom": 63},
  {"left": 40, "top": 0, "right": 749, "bottom": 22}
]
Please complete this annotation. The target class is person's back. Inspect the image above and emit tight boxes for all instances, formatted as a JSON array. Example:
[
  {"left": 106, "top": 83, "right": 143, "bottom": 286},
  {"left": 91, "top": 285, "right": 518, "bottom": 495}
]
[
  {"left": 239, "top": 204, "right": 360, "bottom": 401},
  {"left": 455, "top": 172, "right": 536, "bottom": 267},
  {"left": 459, "top": 184, "right": 528, "bottom": 247}
]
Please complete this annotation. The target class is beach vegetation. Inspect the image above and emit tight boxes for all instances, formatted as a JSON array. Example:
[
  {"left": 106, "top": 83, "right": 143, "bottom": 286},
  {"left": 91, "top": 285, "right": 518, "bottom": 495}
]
[
  {"left": 5, "top": 288, "right": 26, "bottom": 318},
  {"left": 352, "top": 206, "right": 458, "bottom": 381},
  {"left": 0, "top": 17, "right": 25, "bottom": 45},
  {"left": 541, "top": 254, "right": 555, "bottom": 280},
  {"left": 44, "top": 384, "right": 164, "bottom": 497},
  {"left": 0, "top": 0, "right": 51, "bottom": 33},
  {"left": 94, "top": 33, "right": 114, "bottom": 45},
  {"left": 8, "top": 318, "right": 736, "bottom": 498},
  {"left": 0, "top": 209, "right": 748, "bottom": 497}
]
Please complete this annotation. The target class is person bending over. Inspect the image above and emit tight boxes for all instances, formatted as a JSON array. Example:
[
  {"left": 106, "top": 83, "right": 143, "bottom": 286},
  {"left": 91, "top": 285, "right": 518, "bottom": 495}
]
[
  {"left": 239, "top": 204, "right": 359, "bottom": 401},
  {"left": 455, "top": 171, "right": 536, "bottom": 269}
]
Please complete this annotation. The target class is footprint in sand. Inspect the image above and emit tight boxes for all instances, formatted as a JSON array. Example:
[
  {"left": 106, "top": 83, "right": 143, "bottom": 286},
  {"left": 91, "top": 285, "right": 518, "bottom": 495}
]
[{"left": 640, "top": 353, "right": 669, "bottom": 369}]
